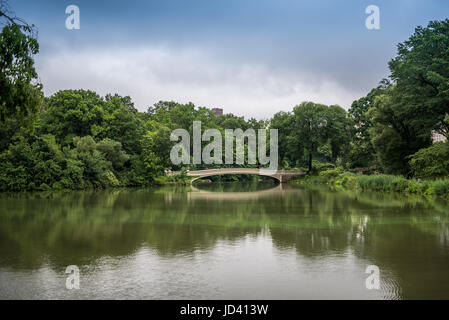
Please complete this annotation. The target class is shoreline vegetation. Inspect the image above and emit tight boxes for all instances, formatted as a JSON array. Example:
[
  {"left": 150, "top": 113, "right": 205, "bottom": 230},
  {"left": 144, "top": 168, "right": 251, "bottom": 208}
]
[{"left": 289, "top": 167, "right": 449, "bottom": 199}]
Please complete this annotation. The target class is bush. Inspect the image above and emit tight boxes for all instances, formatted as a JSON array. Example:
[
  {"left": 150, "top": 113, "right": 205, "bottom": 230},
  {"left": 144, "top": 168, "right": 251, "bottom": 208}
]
[
  {"left": 409, "top": 142, "right": 449, "bottom": 179},
  {"left": 407, "top": 180, "right": 432, "bottom": 194},
  {"left": 319, "top": 166, "right": 344, "bottom": 179},
  {"left": 154, "top": 173, "right": 191, "bottom": 186},
  {"left": 310, "top": 161, "right": 335, "bottom": 174},
  {"left": 390, "top": 176, "right": 409, "bottom": 192},
  {"left": 432, "top": 179, "right": 449, "bottom": 198},
  {"left": 291, "top": 175, "right": 328, "bottom": 184},
  {"left": 333, "top": 172, "right": 357, "bottom": 188}
]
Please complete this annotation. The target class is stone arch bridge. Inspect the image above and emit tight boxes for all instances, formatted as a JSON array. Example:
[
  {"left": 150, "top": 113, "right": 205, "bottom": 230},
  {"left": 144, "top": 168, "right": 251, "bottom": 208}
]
[{"left": 168, "top": 168, "right": 305, "bottom": 183}]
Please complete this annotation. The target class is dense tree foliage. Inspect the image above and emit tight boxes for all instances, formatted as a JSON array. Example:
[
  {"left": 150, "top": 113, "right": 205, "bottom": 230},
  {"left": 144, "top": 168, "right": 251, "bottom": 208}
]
[
  {"left": 0, "top": 4, "right": 42, "bottom": 123},
  {"left": 389, "top": 20, "right": 449, "bottom": 138},
  {"left": 0, "top": 88, "right": 271, "bottom": 190},
  {"left": 367, "top": 20, "right": 449, "bottom": 174},
  {"left": 270, "top": 102, "right": 349, "bottom": 172},
  {"left": 346, "top": 83, "right": 387, "bottom": 169}
]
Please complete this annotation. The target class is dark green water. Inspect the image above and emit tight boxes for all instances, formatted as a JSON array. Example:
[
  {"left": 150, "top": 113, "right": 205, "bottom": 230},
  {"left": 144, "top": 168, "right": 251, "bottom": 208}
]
[{"left": 0, "top": 183, "right": 448, "bottom": 299}]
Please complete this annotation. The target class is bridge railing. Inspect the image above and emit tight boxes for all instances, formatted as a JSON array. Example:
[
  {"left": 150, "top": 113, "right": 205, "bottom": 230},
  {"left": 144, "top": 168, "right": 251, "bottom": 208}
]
[{"left": 167, "top": 168, "right": 304, "bottom": 176}]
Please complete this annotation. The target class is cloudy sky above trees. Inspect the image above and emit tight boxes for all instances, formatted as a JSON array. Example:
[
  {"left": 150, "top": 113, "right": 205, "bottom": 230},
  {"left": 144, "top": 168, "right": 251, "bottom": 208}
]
[{"left": 12, "top": 0, "right": 449, "bottom": 119}]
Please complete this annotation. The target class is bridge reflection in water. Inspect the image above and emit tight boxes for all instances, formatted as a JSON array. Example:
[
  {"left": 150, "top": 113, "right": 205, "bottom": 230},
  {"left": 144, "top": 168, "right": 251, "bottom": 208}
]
[{"left": 188, "top": 183, "right": 301, "bottom": 201}]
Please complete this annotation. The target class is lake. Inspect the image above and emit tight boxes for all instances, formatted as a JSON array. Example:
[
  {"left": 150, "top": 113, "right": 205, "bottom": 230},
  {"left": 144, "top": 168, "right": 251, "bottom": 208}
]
[{"left": 0, "top": 183, "right": 448, "bottom": 299}]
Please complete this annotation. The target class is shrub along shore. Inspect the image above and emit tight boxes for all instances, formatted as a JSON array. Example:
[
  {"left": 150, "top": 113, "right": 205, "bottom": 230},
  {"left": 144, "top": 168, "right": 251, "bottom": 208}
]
[{"left": 290, "top": 168, "right": 449, "bottom": 199}]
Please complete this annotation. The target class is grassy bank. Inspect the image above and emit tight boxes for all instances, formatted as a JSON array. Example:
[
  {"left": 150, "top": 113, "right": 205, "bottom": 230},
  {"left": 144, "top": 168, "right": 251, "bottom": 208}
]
[
  {"left": 290, "top": 168, "right": 449, "bottom": 199},
  {"left": 153, "top": 174, "right": 192, "bottom": 186}
]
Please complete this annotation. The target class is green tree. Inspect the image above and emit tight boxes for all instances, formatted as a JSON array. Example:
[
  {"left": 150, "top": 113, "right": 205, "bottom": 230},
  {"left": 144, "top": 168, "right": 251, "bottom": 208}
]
[
  {"left": 0, "top": 7, "right": 42, "bottom": 123},
  {"left": 141, "top": 122, "right": 172, "bottom": 176},
  {"left": 293, "top": 102, "right": 329, "bottom": 172},
  {"left": 97, "top": 138, "right": 130, "bottom": 171},
  {"left": 369, "top": 84, "right": 431, "bottom": 175},
  {"left": 72, "top": 136, "right": 119, "bottom": 188},
  {"left": 389, "top": 19, "right": 449, "bottom": 139},
  {"left": 0, "top": 130, "right": 70, "bottom": 191},
  {"left": 102, "top": 94, "right": 145, "bottom": 154},
  {"left": 39, "top": 90, "right": 107, "bottom": 145},
  {"left": 324, "top": 105, "right": 350, "bottom": 163},
  {"left": 270, "top": 111, "right": 296, "bottom": 167},
  {"left": 347, "top": 83, "right": 387, "bottom": 168},
  {"left": 368, "top": 19, "right": 449, "bottom": 174}
]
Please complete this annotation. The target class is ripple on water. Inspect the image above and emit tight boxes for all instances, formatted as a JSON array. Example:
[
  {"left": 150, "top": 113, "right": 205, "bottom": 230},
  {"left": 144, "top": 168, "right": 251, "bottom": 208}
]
[{"left": 381, "top": 272, "right": 402, "bottom": 300}]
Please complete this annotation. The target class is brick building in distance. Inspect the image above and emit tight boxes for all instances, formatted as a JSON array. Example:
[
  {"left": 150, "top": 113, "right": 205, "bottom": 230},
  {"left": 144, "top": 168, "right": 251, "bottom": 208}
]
[{"left": 211, "top": 108, "right": 223, "bottom": 116}]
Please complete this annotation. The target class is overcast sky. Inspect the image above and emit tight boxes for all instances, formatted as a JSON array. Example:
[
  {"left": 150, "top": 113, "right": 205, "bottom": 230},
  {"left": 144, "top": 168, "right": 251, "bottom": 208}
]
[{"left": 10, "top": 0, "right": 449, "bottom": 119}]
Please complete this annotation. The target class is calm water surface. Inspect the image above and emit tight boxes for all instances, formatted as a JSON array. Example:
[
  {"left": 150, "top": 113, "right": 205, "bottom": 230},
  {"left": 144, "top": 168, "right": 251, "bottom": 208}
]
[{"left": 0, "top": 183, "right": 448, "bottom": 299}]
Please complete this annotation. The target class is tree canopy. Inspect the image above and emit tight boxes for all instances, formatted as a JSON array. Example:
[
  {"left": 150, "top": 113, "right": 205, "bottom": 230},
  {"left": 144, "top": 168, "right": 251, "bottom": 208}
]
[
  {"left": 0, "top": 10, "right": 42, "bottom": 123},
  {"left": 367, "top": 19, "right": 449, "bottom": 175}
]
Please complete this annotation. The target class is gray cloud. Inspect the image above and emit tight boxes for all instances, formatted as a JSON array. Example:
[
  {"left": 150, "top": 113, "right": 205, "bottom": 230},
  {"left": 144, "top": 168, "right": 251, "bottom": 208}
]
[{"left": 36, "top": 43, "right": 388, "bottom": 119}]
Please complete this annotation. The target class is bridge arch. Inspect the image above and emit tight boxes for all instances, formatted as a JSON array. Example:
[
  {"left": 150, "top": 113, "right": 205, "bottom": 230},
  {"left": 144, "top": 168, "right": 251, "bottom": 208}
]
[
  {"left": 167, "top": 168, "right": 305, "bottom": 184},
  {"left": 190, "top": 172, "right": 280, "bottom": 183}
]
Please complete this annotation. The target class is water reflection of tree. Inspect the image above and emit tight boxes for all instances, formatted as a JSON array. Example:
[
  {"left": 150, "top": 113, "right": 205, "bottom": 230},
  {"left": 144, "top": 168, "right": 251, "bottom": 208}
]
[{"left": 0, "top": 187, "right": 448, "bottom": 298}]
